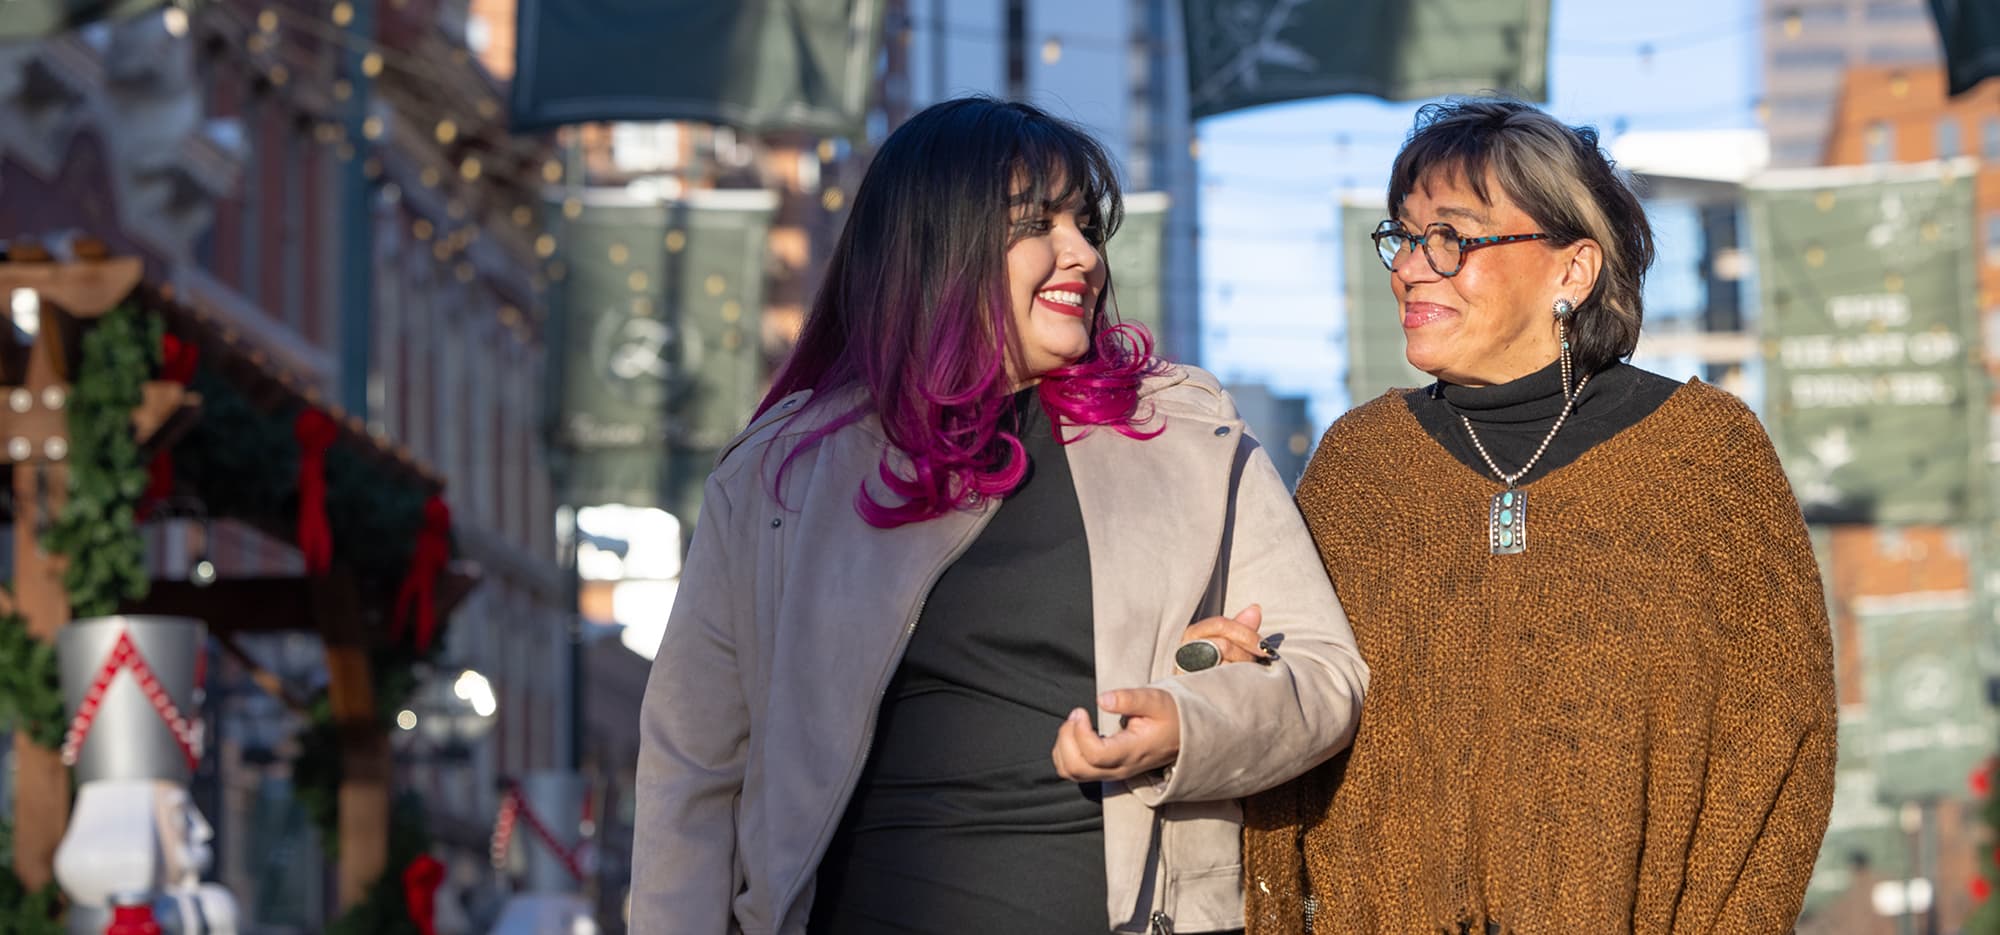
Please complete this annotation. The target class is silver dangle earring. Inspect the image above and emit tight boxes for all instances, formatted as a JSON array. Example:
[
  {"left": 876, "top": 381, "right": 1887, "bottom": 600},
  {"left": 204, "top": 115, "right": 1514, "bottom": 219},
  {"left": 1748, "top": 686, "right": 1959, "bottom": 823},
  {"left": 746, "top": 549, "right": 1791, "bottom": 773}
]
[{"left": 1552, "top": 298, "right": 1576, "bottom": 402}]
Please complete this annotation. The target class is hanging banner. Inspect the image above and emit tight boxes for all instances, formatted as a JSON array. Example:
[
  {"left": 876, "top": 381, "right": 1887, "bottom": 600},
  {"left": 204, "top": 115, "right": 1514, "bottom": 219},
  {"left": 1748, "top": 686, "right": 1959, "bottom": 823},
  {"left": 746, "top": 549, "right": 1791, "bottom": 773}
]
[
  {"left": 0, "top": 0, "right": 198, "bottom": 38},
  {"left": 1858, "top": 600, "right": 1997, "bottom": 803},
  {"left": 511, "top": 0, "right": 886, "bottom": 137},
  {"left": 1342, "top": 203, "right": 1431, "bottom": 405},
  {"left": 548, "top": 189, "right": 776, "bottom": 520},
  {"left": 1751, "top": 162, "right": 1983, "bottom": 525},
  {"left": 1182, "top": 0, "right": 1550, "bottom": 119}
]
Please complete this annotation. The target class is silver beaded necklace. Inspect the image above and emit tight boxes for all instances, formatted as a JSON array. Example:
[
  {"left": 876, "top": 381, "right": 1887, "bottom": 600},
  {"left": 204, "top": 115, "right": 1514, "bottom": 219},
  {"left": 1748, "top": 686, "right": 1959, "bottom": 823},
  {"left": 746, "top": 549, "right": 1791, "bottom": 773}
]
[{"left": 1459, "top": 299, "right": 1586, "bottom": 555}]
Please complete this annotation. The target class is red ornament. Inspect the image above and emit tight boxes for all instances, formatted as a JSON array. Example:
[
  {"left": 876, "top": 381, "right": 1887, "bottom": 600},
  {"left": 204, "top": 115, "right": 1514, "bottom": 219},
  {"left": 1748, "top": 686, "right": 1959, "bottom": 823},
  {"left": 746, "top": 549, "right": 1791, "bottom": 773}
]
[
  {"left": 1974, "top": 875, "right": 1992, "bottom": 902},
  {"left": 1974, "top": 759, "right": 1995, "bottom": 797},
  {"left": 402, "top": 853, "right": 447, "bottom": 935},
  {"left": 104, "top": 904, "right": 162, "bottom": 935},
  {"left": 139, "top": 334, "right": 200, "bottom": 520},
  {"left": 392, "top": 496, "right": 452, "bottom": 651},
  {"left": 293, "top": 410, "right": 339, "bottom": 574}
]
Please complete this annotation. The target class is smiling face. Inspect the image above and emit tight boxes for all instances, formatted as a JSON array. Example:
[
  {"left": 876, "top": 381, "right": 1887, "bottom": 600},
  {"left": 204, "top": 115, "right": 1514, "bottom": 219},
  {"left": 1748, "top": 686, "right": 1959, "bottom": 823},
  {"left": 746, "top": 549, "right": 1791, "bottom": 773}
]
[
  {"left": 1392, "top": 166, "right": 1592, "bottom": 387},
  {"left": 1003, "top": 187, "right": 1106, "bottom": 387}
]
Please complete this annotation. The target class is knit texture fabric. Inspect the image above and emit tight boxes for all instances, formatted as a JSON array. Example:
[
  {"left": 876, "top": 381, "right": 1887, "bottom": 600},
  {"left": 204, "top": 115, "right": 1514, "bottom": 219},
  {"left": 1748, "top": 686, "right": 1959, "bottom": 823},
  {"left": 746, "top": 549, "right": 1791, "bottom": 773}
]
[{"left": 1243, "top": 380, "right": 1837, "bottom": 935}]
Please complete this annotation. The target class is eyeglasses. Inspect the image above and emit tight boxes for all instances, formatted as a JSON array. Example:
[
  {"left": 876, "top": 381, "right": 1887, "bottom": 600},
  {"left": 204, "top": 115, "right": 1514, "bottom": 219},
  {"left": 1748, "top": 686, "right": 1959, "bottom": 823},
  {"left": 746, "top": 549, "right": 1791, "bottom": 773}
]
[{"left": 1371, "top": 220, "right": 1552, "bottom": 277}]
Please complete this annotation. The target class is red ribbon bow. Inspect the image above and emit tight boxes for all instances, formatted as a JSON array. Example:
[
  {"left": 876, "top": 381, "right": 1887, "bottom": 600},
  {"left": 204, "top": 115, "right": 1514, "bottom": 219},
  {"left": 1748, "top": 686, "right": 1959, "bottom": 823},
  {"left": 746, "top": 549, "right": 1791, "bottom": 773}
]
[
  {"left": 393, "top": 496, "right": 452, "bottom": 651},
  {"left": 402, "top": 852, "right": 447, "bottom": 935},
  {"left": 139, "top": 334, "right": 200, "bottom": 520},
  {"left": 293, "top": 410, "right": 339, "bottom": 574}
]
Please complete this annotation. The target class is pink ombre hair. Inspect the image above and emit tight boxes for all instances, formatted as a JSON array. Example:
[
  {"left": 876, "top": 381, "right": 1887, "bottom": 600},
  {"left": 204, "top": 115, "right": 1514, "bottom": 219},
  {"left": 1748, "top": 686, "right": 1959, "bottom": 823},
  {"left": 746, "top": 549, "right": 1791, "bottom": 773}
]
[{"left": 756, "top": 97, "right": 1163, "bottom": 528}]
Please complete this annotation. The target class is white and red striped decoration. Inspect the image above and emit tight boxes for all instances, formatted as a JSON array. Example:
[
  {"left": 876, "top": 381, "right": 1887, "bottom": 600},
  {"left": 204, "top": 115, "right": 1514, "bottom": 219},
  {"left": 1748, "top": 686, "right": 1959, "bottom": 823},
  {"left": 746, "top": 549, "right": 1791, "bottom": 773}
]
[
  {"left": 489, "top": 788, "right": 519, "bottom": 869},
  {"left": 59, "top": 629, "right": 200, "bottom": 771},
  {"left": 490, "top": 785, "right": 585, "bottom": 883}
]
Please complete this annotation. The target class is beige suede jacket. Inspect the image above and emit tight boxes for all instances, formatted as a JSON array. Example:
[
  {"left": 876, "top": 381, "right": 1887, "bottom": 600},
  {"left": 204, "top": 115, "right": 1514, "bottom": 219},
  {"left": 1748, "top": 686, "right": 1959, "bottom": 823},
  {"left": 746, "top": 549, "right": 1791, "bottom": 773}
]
[{"left": 631, "top": 365, "right": 1368, "bottom": 934}]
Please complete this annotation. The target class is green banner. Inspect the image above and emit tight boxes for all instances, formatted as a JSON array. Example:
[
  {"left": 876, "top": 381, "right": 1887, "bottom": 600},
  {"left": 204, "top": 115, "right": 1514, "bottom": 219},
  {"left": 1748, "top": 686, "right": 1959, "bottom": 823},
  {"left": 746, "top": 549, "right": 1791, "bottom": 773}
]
[
  {"left": 1803, "top": 715, "right": 1905, "bottom": 911},
  {"left": 0, "top": 0, "right": 195, "bottom": 37},
  {"left": 1342, "top": 203, "right": 1431, "bottom": 404},
  {"left": 1183, "top": 0, "right": 1550, "bottom": 119},
  {"left": 1859, "top": 600, "right": 1997, "bottom": 803},
  {"left": 1106, "top": 192, "right": 1170, "bottom": 355},
  {"left": 549, "top": 190, "right": 776, "bottom": 521},
  {"left": 1932, "top": 0, "right": 2000, "bottom": 96},
  {"left": 1752, "top": 165, "right": 1983, "bottom": 525},
  {"left": 511, "top": 0, "right": 886, "bottom": 136}
]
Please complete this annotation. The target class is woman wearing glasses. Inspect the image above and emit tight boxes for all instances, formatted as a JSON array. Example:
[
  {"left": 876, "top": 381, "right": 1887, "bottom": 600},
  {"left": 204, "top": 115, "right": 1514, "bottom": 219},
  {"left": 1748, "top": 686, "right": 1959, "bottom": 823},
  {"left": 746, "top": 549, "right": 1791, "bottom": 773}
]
[{"left": 1241, "top": 98, "right": 1836, "bottom": 933}]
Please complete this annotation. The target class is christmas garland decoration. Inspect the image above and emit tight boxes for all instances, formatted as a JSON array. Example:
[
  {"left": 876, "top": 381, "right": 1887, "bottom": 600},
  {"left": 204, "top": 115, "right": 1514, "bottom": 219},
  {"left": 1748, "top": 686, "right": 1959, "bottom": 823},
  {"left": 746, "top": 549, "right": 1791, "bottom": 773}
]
[
  {"left": 0, "top": 607, "right": 64, "bottom": 750},
  {"left": 169, "top": 364, "right": 433, "bottom": 587},
  {"left": 43, "top": 304, "right": 162, "bottom": 618}
]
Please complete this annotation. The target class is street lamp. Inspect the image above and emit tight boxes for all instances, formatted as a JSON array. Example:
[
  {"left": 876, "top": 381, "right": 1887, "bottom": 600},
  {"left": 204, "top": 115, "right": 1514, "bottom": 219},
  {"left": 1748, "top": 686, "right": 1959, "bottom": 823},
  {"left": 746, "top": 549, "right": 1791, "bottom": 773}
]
[{"left": 394, "top": 666, "right": 498, "bottom": 763}]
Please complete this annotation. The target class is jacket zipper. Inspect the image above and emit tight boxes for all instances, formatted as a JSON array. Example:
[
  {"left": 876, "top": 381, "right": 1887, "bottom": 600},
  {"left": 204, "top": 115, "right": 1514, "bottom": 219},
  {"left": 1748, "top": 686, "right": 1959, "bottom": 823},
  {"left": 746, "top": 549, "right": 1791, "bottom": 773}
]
[
  {"left": 775, "top": 504, "right": 995, "bottom": 922},
  {"left": 1304, "top": 894, "right": 1318, "bottom": 934}
]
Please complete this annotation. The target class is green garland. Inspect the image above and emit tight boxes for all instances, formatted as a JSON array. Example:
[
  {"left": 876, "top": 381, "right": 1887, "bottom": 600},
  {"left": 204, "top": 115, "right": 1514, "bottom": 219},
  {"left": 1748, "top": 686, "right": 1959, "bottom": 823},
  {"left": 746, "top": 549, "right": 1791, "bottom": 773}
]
[
  {"left": 43, "top": 304, "right": 161, "bottom": 618},
  {"left": 0, "top": 608, "right": 64, "bottom": 749}
]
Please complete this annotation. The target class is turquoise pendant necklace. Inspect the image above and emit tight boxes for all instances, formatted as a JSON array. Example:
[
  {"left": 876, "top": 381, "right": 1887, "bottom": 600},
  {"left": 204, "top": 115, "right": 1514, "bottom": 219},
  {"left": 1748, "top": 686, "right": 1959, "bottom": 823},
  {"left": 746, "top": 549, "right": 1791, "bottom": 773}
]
[{"left": 1458, "top": 344, "right": 1589, "bottom": 556}]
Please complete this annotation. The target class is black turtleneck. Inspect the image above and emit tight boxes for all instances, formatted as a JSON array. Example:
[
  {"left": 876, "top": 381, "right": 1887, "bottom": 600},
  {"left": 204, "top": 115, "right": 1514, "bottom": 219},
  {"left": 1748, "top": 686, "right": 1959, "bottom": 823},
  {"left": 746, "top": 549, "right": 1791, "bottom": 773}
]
[{"left": 1404, "top": 360, "right": 1683, "bottom": 487}]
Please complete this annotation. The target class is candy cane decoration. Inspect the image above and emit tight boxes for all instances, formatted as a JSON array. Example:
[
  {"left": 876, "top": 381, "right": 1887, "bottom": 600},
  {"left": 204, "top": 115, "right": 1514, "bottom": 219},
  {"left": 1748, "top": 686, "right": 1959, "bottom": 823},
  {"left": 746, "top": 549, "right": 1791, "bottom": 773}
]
[
  {"left": 491, "top": 785, "right": 585, "bottom": 884},
  {"left": 60, "top": 630, "right": 200, "bottom": 770},
  {"left": 489, "top": 789, "right": 519, "bottom": 870}
]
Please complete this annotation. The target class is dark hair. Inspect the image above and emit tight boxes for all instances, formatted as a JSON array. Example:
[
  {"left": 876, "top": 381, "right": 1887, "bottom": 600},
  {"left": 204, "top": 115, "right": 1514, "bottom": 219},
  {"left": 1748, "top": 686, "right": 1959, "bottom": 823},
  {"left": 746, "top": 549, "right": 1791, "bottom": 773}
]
[
  {"left": 759, "top": 96, "right": 1159, "bottom": 528},
  {"left": 1387, "top": 97, "right": 1655, "bottom": 375}
]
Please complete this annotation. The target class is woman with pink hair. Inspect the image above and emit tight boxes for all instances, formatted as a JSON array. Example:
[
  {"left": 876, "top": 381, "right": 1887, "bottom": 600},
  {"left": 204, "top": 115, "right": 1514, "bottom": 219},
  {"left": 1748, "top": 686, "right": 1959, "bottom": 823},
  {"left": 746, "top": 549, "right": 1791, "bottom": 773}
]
[{"left": 632, "top": 97, "right": 1367, "bottom": 935}]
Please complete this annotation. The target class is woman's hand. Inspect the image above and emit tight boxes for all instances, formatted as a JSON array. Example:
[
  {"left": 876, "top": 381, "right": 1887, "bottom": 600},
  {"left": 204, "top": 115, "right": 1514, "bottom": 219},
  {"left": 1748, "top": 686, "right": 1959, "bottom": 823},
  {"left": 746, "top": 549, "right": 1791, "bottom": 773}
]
[
  {"left": 1176, "top": 604, "right": 1269, "bottom": 670},
  {"left": 1051, "top": 689, "right": 1181, "bottom": 782}
]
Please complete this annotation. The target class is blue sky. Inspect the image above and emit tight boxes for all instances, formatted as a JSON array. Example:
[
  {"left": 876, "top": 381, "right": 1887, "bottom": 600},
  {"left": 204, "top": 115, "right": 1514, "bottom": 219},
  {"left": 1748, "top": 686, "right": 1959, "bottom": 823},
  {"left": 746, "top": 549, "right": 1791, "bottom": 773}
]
[{"left": 1195, "top": 0, "right": 1763, "bottom": 423}]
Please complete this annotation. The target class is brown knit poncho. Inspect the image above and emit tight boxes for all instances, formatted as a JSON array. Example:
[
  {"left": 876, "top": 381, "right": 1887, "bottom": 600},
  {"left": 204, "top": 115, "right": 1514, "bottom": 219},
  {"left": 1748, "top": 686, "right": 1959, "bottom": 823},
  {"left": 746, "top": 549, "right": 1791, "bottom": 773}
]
[{"left": 1244, "top": 380, "right": 1836, "bottom": 935}]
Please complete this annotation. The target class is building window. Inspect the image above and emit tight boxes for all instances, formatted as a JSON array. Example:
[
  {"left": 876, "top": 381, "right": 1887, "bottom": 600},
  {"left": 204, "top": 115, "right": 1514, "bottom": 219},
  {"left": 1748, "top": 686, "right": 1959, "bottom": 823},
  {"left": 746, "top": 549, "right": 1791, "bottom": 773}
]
[
  {"left": 1866, "top": 121, "right": 1895, "bottom": 162},
  {"left": 1938, "top": 119, "right": 1962, "bottom": 159},
  {"left": 1985, "top": 117, "right": 2000, "bottom": 158},
  {"left": 1865, "top": 1, "right": 1927, "bottom": 20},
  {"left": 1866, "top": 43, "right": 1941, "bottom": 64},
  {"left": 1772, "top": 47, "right": 1849, "bottom": 68},
  {"left": 1986, "top": 212, "right": 2000, "bottom": 264}
]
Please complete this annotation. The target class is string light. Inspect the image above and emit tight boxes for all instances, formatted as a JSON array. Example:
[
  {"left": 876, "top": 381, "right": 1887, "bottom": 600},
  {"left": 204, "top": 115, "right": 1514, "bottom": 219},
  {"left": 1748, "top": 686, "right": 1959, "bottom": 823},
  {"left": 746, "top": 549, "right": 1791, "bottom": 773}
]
[
  {"left": 608, "top": 243, "right": 629, "bottom": 265},
  {"left": 435, "top": 119, "right": 458, "bottom": 145},
  {"left": 542, "top": 160, "right": 563, "bottom": 184},
  {"left": 562, "top": 197, "right": 582, "bottom": 219},
  {"left": 413, "top": 219, "right": 434, "bottom": 241},
  {"left": 664, "top": 230, "right": 687, "bottom": 253},
  {"left": 627, "top": 271, "right": 649, "bottom": 292},
  {"left": 459, "top": 156, "right": 482, "bottom": 181},
  {"left": 362, "top": 115, "right": 383, "bottom": 139},
  {"left": 511, "top": 206, "right": 533, "bottom": 227},
  {"left": 420, "top": 167, "right": 441, "bottom": 188},
  {"left": 362, "top": 52, "right": 383, "bottom": 77},
  {"left": 331, "top": 1, "right": 353, "bottom": 26},
  {"left": 257, "top": 9, "right": 278, "bottom": 33},
  {"left": 534, "top": 234, "right": 556, "bottom": 258},
  {"left": 704, "top": 274, "right": 726, "bottom": 297}
]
